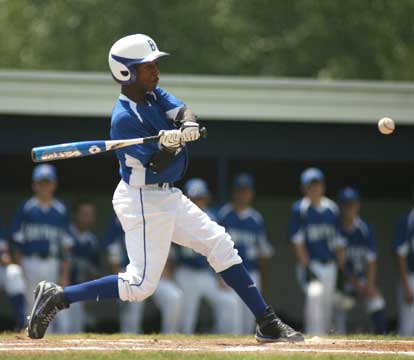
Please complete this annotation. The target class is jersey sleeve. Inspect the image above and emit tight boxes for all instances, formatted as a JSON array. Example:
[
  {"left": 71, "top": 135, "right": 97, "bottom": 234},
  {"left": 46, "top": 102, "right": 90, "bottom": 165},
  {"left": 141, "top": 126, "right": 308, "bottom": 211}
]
[
  {"left": 61, "top": 212, "right": 74, "bottom": 250},
  {"left": 288, "top": 205, "right": 305, "bottom": 245},
  {"left": 10, "top": 204, "right": 26, "bottom": 249},
  {"left": 111, "top": 111, "right": 159, "bottom": 166},
  {"left": 333, "top": 216, "right": 347, "bottom": 248},
  {"left": 365, "top": 224, "right": 377, "bottom": 262},
  {"left": 153, "top": 87, "right": 185, "bottom": 120},
  {"left": 257, "top": 225, "right": 275, "bottom": 258},
  {"left": 393, "top": 215, "right": 409, "bottom": 257},
  {"left": 103, "top": 216, "right": 124, "bottom": 265}
]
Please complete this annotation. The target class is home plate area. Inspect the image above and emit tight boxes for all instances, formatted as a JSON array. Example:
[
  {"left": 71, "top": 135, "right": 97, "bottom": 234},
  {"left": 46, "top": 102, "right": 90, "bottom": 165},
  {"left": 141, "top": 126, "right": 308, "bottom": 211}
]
[{"left": 1, "top": 336, "right": 414, "bottom": 356}]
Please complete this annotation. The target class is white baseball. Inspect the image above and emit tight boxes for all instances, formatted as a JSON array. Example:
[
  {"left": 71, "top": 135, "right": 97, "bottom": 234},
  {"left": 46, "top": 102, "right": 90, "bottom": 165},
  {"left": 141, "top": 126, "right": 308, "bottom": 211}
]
[{"left": 378, "top": 117, "right": 395, "bottom": 135}]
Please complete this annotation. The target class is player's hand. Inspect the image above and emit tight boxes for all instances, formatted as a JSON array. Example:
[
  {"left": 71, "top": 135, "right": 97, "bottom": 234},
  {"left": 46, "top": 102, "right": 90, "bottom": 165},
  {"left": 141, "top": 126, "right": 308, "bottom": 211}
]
[
  {"left": 159, "top": 129, "right": 183, "bottom": 151},
  {"left": 181, "top": 121, "right": 200, "bottom": 142}
]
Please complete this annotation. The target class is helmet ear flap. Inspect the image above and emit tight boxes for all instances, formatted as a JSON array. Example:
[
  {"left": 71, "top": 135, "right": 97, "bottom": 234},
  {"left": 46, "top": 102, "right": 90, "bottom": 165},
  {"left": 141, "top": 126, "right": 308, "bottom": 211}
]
[{"left": 108, "top": 55, "right": 137, "bottom": 85}]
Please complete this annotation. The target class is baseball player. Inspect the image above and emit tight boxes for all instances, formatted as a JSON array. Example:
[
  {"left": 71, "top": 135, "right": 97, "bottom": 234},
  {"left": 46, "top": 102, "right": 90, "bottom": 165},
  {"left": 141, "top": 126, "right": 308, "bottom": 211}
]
[
  {"left": 289, "top": 167, "right": 345, "bottom": 335},
  {"left": 174, "top": 178, "right": 240, "bottom": 334},
  {"left": 27, "top": 34, "right": 303, "bottom": 343},
  {"left": 393, "top": 202, "right": 414, "bottom": 336},
  {"left": 11, "top": 164, "right": 73, "bottom": 333},
  {"left": 60, "top": 200, "right": 100, "bottom": 333},
  {"left": 104, "top": 213, "right": 183, "bottom": 333},
  {"left": 0, "top": 226, "right": 26, "bottom": 331},
  {"left": 217, "top": 173, "right": 274, "bottom": 334},
  {"left": 335, "top": 187, "right": 386, "bottom": 334}
]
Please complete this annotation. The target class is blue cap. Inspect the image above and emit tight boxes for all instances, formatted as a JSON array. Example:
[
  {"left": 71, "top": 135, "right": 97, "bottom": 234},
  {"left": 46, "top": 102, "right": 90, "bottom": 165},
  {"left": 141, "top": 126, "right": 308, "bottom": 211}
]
[
  {"left": 233, "top": 173, "right": 254, "bottom": 190},
  {"left": 184, "top": 178, "right": 210, "bottom": 198},
  {"left": 32, "top": 164, "right": 57, "bottom": 182},
  {"left": 300, "top": 167, "right": 324, "bottom": 186},
  {"left": 337, "top": 187, "right": 360, "bottom": 204}
]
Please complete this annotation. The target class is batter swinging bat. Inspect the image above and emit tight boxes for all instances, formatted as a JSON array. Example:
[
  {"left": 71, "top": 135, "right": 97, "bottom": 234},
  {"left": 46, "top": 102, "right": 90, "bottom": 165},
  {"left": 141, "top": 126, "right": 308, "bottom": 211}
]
[{"left": 32, "top": 127, "right": 207, "bottom": 163}]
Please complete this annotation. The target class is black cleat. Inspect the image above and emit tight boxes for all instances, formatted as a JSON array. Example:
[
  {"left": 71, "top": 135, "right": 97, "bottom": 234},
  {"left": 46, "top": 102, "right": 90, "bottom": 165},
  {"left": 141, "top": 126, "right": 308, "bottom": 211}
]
[
  {"left": 255, "top": 306, "right": 304, "bottom": 343},
  {"left": 27, "top": 281, "right": 69, "bottom": 339}
]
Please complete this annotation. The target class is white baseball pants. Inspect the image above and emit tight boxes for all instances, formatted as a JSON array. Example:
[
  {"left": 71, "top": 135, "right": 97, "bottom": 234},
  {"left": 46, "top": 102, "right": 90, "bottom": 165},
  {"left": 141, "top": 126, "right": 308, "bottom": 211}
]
[
  {"left": 21, "top": 256, "right": 65, "bottom": 333},
  {"left": 174, "top": 266, "right": 240, "bottom": 334},
  {"left": 120, "top": 277, "right": 183, "bottom": 333},
  {"left": 397, "top": 274, "right": 414, "bottom": 336},
  {"left": 297, "top": 261, "right": 337, "bottom": 335},
  {"left": 112, "top": 180, "right": 242, "bottom": 304}
]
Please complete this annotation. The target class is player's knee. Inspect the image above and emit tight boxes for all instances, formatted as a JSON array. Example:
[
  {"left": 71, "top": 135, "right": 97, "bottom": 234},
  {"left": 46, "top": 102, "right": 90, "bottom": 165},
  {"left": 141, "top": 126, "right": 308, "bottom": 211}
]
[
  {"left": 206, "top": 233, "right": 242, "bottom": 273},
  {"left": 118, "top": 269, "right": 158, "bottom": 302}
]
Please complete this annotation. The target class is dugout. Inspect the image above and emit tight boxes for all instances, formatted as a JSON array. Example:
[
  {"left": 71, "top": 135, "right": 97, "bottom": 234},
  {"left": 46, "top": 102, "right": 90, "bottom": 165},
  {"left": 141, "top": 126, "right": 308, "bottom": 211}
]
[{"left": 0, "top": 70, "right": 414, "bottom": 332}]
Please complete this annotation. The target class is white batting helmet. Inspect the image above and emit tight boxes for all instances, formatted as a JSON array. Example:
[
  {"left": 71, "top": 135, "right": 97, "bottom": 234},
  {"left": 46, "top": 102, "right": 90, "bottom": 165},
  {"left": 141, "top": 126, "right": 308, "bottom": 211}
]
[{"left": 108, "top": 34, "right": 169, "bottom": 85}]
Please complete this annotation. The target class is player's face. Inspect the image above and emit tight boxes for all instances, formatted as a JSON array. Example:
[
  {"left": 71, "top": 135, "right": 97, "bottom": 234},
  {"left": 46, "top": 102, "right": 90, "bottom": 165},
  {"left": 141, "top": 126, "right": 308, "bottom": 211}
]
[
  {"left": 304, "top": 181, "right": 325, "bottom": 202},
  {"left": 192, "top": 196, "right": 210, "bottom": 210},
  {"left": 232, "top": 187, "right": 254, "bottom": 207},
  {"left": 136, "top": 61, "right": 159, "bottom": 91},
  {"left": 32, "top": 180, "right": 57, "bottom": 200},
  {"left": 341, "top": 201, "right": 360, "bottom": 219},
  {"left": 75, "top": 203, "right": 96, "bottom": 230}
]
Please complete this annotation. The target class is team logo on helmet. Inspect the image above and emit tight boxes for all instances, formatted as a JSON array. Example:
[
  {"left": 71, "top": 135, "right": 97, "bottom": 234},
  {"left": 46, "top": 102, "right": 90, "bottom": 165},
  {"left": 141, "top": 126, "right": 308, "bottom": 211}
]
[{"left": 148, "top": 39, "right": 156, "bottom": 51}]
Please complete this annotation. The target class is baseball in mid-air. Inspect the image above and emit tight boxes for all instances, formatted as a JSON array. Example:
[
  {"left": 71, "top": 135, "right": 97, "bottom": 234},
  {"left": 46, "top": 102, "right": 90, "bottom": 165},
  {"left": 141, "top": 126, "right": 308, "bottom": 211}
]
[{"left": 378, "top": 117, "right": 395, "bottom": 135}]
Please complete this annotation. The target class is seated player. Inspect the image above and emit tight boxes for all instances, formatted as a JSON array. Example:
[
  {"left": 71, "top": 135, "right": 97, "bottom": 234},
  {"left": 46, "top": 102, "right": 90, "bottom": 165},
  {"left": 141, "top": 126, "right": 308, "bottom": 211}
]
[
  {"left": 104, "top": 214, "right": 183, "bottom": 334},
  {"left": 393, "top": 203, "right": 414, "bottom": 336},
  {"left": 0, "top": 226, "right": 26, "bottom": 331},
  {"left": 26, "top": 34, "right": 303, "bottom": 343},
  {"left": 11, "top": 164, "right": 73, "bottom": 333},
  {"left": 335, "top": 187, "right": 386, "bottom": 334},
  {"left": 174, "top": 178, "right": 239, "bottom": 334},
  {"left": 217, "top": 173, "right": 274, "bottom": 334},
  {"left": 60, "top": 200, "right": 100, "bottom": 333},
  {"left": 289, "top": 168, "right": 345, "bottom": 335}
]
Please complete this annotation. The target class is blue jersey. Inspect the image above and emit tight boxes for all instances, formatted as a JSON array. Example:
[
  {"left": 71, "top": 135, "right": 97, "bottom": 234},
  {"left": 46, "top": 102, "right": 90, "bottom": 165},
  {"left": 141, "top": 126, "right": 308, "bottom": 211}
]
[
  {"left": 110, "top": 88, "right": 188, "bottom": 186},
  {"left": 10, "top": 197, "right": 73, "bottom": 258},
  {"left": 339, "top": 218, "right": 376, "bottom": 278},
  {"left": 175, "top": 208, "right": 216, "bottom": 270},
  {"left": 104, "top": 214, "right": 128, "bottom": 268},
  {"left": 217, "top": 204, "right": 274, "bottom": 271},
  {"left": 393, "top": 210, "right": 414, "bottom": 274},
  {"left": 69, "top": 224, "right": 99, "bottom": 283},
  {"left": 289, "top": 197, "right": 342, "bottom": 262}
]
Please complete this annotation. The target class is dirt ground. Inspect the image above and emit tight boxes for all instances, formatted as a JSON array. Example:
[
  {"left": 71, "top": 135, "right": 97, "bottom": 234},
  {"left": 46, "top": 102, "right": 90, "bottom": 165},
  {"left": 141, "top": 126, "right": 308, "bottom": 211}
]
[{"left": 1, "top": 336, "right": 414, "bottom": 356}]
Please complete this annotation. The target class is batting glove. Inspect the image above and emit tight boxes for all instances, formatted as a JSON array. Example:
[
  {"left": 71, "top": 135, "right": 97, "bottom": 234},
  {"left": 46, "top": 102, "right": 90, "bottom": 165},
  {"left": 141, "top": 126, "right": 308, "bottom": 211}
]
[
  {"left": 181, "top": 121, "right": 200, "bottom": 142},
  {"left": 159, "top": 129, "right": 183, "bottom": 151}
]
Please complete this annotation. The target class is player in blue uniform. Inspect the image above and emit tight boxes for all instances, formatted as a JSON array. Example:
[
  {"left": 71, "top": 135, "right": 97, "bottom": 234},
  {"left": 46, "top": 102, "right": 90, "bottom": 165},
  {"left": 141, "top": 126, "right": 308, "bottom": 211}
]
[
  {"left": 27, "top": 34, "right": 303, "bottom": 343},
  {"left": 335, "top": 187, "right": 386, "bottom": 334},
  {"left": 175, "top": 178, "right": 239, "bottom": 334},
  {"left": 60, "top": 200, "right": 100, "bottom": 333},
  {"left": 218, "top": 173, "right": 274, "bottom": 334},
  {"left": 0, "top": 226, "right": 26, "bottom": 331},
  {"left": 11, "top": 164, "right": 73, "bottom": 333},
  {"left": 289, "top": 168, "right": 345, "bottom": 335},
  {"left": 104, "top": 213, "right": 183, "bottom": 334},
  {"left": 393, "top": 203, "right": 414, "bottom": 335}
]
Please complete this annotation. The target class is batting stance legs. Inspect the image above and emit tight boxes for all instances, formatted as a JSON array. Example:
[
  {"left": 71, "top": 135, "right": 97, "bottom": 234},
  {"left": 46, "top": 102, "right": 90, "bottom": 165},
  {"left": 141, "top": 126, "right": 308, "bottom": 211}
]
[{"left": 27, "top": 181, "right": 303, "bottom": 342}]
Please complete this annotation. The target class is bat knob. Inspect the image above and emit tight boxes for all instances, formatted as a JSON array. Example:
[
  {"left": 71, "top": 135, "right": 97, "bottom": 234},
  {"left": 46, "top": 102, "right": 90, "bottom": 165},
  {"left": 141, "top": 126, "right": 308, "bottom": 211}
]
[{"left": 199, "top": 127, "right": 208, "bottom": 139}]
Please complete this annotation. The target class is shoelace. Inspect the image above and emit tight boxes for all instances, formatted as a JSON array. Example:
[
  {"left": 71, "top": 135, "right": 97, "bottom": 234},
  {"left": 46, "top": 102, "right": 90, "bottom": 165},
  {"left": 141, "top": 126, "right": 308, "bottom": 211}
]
[{"left": 39, "top": 306, "right": 58, "bottom": 327}]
